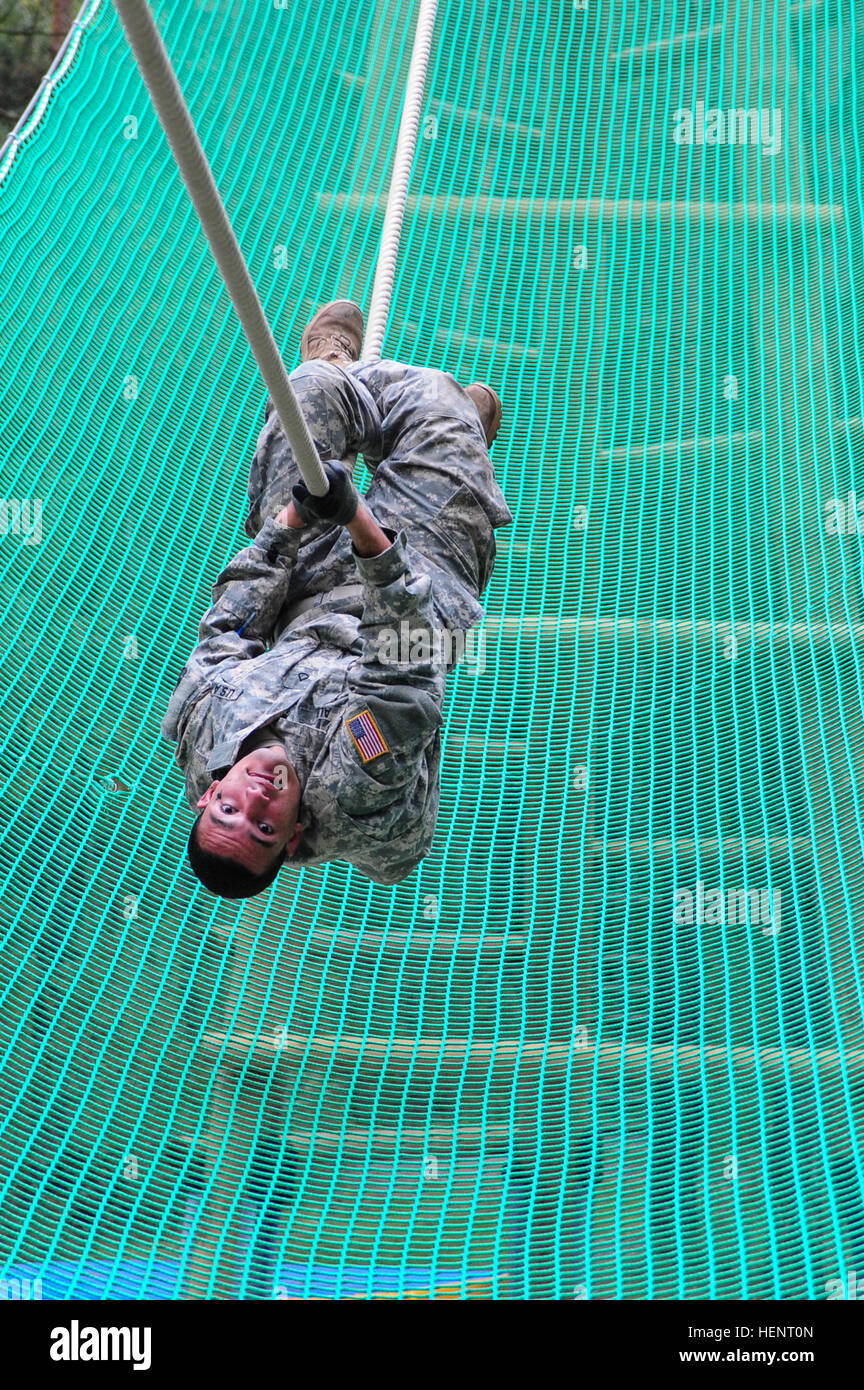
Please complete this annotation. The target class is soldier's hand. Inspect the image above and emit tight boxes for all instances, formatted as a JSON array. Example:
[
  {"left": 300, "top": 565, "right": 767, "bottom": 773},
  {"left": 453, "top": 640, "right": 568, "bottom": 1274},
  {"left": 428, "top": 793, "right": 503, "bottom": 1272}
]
[
  {"left": 274, "top": 500, "right": 305, "bottom": 529},
  {"left": 291, "top": 460, "right": 359, "bottom": 527}
]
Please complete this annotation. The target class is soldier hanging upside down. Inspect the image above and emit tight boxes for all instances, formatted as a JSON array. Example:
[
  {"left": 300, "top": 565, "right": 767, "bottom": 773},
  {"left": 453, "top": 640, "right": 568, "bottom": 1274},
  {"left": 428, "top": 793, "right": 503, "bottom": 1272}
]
[{"left": 161, "top": 301, "right": 513, "bottom": 899}]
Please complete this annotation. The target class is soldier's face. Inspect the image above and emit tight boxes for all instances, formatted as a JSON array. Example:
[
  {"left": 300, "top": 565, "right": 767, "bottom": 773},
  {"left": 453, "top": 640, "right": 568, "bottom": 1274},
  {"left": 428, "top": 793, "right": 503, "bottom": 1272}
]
[{"left": 195, "top": 743, "right": 303, "bottom": 873}]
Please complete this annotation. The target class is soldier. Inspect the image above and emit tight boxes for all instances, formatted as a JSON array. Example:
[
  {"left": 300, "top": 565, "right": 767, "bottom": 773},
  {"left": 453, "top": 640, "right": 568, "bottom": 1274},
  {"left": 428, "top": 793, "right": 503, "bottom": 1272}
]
[{"left": 161, "top": 301, "right": 513, "bottom": 898}]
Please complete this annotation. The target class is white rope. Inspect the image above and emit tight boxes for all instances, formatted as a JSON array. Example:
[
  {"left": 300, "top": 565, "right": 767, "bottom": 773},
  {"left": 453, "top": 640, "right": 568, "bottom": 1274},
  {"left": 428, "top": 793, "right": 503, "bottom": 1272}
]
[
  {"left": 113, "top": 0, "right": 329, "bottom": 494},
  {"left": 362, "top": 0, "right": 438, "bottom": 360}
]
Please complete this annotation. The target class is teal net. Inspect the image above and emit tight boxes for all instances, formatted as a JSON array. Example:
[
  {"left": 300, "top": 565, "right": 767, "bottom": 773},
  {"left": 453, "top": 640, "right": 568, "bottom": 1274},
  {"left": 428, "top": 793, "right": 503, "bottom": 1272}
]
[{"left": 1, "top": 0, "right": 864, "bottom": 1301}]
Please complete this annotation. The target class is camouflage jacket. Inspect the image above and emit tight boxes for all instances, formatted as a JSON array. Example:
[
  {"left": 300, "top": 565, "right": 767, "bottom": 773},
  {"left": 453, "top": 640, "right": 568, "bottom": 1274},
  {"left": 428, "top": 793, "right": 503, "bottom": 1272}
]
[{"left": 160, "top": 517, "right": 450, "bottom": 884}]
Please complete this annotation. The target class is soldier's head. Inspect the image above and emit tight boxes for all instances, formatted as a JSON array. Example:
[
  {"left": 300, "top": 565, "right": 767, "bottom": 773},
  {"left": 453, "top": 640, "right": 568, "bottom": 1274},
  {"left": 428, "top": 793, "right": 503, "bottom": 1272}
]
[{"left": 187, "top": 743, "right": 303, "bottom": 899}]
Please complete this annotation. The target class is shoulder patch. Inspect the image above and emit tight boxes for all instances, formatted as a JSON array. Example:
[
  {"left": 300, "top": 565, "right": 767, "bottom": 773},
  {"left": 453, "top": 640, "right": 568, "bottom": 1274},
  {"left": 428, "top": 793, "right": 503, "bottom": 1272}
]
[{"left": 346, "top": 709, "right": 389, "bottom": 763}]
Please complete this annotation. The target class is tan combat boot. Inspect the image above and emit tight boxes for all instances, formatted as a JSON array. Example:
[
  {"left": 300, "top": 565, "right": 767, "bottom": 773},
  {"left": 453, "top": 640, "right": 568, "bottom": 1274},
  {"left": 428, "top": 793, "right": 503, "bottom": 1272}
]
[
  {"left": 300, "top": 299, "right": 364, "bottom": 366},
  {"left": 465, "top": 381, "right": 503, "bottom": 448}
]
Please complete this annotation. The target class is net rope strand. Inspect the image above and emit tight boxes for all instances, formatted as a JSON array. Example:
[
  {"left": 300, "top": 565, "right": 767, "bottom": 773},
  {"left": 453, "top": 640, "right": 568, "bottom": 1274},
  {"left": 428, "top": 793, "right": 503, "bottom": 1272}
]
[
  {"left": 112, "top": 0, "right": 329, "bottom": 494},
  {"left": 362, "top": 0, "right": 438, "bottom": 361}
]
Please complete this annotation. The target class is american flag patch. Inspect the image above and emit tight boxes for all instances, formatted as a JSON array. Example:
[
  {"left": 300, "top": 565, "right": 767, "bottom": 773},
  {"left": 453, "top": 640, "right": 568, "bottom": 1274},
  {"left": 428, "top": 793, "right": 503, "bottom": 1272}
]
[{"left": 346, "top": 709, "right": 389, "bottom": 763}]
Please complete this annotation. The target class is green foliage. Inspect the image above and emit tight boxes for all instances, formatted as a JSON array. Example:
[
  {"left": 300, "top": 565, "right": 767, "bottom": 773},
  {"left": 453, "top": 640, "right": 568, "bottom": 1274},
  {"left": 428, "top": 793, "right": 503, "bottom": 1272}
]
[{"left": 0, "top": 0, "right": 59, "bottom": 145}]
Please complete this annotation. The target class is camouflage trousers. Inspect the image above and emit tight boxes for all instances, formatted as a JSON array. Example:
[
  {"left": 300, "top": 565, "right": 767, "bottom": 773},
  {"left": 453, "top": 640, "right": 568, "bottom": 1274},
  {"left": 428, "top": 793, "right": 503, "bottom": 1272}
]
[{"left": 244, "top": 359, "right": 513, "bottom": 623}]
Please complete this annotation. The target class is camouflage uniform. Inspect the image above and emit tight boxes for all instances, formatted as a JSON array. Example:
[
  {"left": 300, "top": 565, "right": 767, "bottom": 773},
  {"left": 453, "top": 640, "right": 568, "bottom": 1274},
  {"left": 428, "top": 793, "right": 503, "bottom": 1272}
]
[{"left": 161, "top": 359, "right": 513, "bottom": 884}]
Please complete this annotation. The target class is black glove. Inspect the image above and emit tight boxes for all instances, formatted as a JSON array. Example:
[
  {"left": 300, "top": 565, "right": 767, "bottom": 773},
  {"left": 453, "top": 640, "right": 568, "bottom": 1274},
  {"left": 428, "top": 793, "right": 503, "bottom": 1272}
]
[{"left": 291, "top": 460, "right": 360, "bottom": 527}]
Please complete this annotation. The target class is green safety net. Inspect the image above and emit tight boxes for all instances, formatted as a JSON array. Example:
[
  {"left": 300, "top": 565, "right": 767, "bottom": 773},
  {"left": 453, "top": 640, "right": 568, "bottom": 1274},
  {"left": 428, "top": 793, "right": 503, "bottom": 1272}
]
[{"left": 1, "top": 0, "right": 863, "bottom": 1301}]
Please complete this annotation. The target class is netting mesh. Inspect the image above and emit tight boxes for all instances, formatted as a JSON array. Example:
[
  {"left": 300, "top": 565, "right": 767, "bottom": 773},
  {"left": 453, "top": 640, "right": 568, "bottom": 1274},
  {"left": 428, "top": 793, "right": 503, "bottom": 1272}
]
[{"left": 1, "top": 0, "right": 864, "bottom": 1300}]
